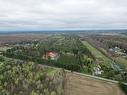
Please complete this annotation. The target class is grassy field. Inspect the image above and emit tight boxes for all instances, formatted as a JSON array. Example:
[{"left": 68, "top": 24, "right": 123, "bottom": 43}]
[
  {"left": 115, "top": 57, "right": 127, "bottom": 69},
  {"left": 82, "top": 41, "right": 112, "bottom": 64},
  {"left": 64, "top": 72, "right": 125, "bottom": 95}
]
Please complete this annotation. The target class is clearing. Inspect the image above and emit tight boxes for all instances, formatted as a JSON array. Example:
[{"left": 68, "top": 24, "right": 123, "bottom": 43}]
[
  {"left": 64, "top": 72, "right": 125, "bottom": 95},
  {"left": 114, "top": 57, "right": 127, "bottom": 69},
  {"left": 82, "top": 41, "right": 112, "bottom": 64}
]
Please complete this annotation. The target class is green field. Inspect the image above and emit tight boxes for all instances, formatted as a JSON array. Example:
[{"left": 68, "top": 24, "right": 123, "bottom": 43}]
[
  {"left": 82, "top": 41, "right": 112, "bottom": 64},
  {"left": 115, "top": 57, "right": 127, "bottom": 69}
]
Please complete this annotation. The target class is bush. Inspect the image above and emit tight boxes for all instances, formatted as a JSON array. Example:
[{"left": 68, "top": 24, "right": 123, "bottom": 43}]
[{"left": 0, "top": 56, "right": 4, "bottom": 62}]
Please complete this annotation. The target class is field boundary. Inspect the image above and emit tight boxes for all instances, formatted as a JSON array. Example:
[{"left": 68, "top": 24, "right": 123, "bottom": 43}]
[
  {"left": 65, "top": 70, "right": 127, "bottom": 85},
  {"left": 40, "top": 64, "right": 127, "bottom": 85}
]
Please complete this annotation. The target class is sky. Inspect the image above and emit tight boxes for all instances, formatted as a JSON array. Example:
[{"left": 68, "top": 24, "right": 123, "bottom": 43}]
[{"left": 0, "top": 0, "right": 127, "bottom": 31}]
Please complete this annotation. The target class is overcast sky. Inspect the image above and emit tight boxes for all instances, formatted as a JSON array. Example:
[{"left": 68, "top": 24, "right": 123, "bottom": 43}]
[{"left": 0, "top": 0, "right": 127, "bottom": 31}]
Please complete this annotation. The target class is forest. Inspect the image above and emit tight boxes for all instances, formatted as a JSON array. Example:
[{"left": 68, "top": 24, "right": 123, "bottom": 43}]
[{"left": 0, "top": 59, "right": 64, "bottom": 95}]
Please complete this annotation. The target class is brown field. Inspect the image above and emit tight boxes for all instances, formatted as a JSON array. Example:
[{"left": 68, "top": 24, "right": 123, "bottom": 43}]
[
  {"left": 0, "top": 34, "right": 49, "bottom": 45},
  {"left": 64, "top": 72, "right": 125, "bottom": 95}
]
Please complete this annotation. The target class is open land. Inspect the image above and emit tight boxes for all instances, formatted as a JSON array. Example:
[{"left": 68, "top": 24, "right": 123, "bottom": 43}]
[{"left": 64, "top": 72, "right": 125, "bottom": 95}]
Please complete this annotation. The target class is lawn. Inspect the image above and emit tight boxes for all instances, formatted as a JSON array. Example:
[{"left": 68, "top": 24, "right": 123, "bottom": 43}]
[{"left": 82, "top": 41, "right": 112, "bottom": 65}]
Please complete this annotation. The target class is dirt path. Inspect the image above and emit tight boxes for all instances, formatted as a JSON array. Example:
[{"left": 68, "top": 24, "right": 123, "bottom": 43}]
[{"left": 64, "top": 72, "right": 125, "bottom": 95}]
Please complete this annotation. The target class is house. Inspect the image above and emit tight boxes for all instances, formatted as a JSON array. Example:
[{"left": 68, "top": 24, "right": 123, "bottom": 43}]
[
  {"left": 46, "top": 52, "right": 59, "bottom": 60},
  {"left": 93, "top": 65, "right": 104, "bottom": 75},
  {"left": 109, "top": 47, "right": 126, "bottom": 56}
]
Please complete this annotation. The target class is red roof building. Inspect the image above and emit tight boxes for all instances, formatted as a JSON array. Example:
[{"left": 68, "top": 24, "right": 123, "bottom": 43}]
[{"left": 46, "top": 52, "right": 59, "bottom": 60}]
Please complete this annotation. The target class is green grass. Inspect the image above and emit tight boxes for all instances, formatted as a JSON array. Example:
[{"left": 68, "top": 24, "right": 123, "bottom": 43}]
[
  {"left": 115, "top": 57, "right": 127, "bottom": 69},
  {"left": 57, "top": 54, "right": 79, "bottom": 64},
  {"left": 82, "top": 41, "right": 112, "bottom": 64}
]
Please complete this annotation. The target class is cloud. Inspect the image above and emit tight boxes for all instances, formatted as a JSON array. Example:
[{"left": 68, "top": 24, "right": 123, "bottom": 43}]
[{"left": 0, "top": 0, "right": 127, "bottom": 30}]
